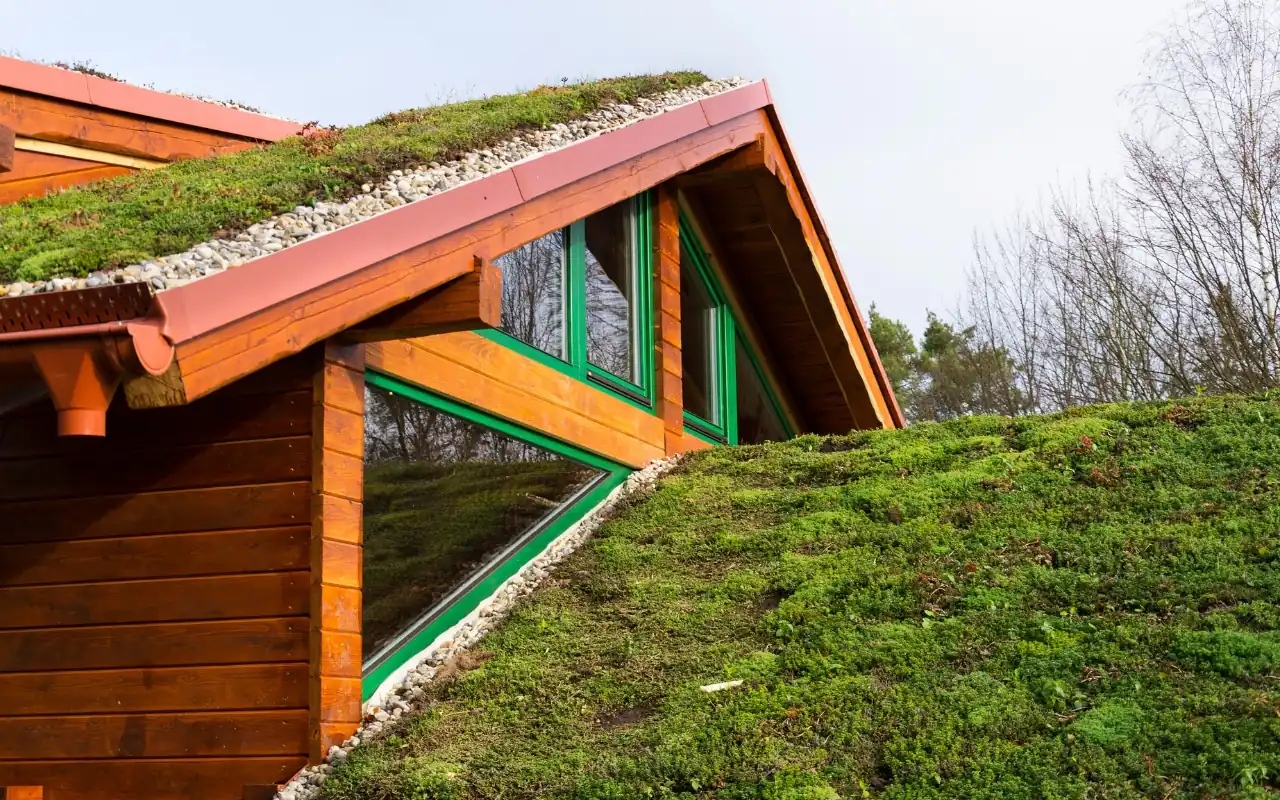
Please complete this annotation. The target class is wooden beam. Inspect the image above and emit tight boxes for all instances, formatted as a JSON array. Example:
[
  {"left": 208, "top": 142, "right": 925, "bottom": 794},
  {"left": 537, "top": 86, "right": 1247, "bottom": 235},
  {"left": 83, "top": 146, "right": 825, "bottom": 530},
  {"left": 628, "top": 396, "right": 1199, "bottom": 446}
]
[
  {"left": 0, "top": 124, "right": 13, "bottom": 174},
  {"left": 653, "top": 184, "right": 686, "bottom": 456},
  {"left": 13, "top": 136, "right": 166, "bottom": 170},
  {"left": 2, "top": 787, "right": 43, "bottom": 800},
  {"left": 309, "top": 343, "right": 365, "bottom": 761},
  {"left": 368, "top": 333, "right": 665, "bottom": 469},
  {"left": 673, "top": 139, "right": 777, "bottom": 188},
  {"left": 344, "top": 259, "right": 501, "bottom": 343}
]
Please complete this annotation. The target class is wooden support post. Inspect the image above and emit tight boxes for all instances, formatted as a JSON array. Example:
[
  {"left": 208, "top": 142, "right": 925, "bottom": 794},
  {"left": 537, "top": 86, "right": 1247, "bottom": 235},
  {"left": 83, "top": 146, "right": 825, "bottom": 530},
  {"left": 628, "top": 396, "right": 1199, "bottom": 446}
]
[
  {"left": 653, "top": 184, "right": 685, "bottom": 455},
  {"left": 309, "top": 342, "right": 366, "bottom": 762},
  {"left": 2, "top": 787, "right": 43, "bottom": 800},
  {"left": 0, "top": 124, "right": 14, "bottom": 174},
  {"left": 345, "top": 258, "right": 501, "bottom": 343}
]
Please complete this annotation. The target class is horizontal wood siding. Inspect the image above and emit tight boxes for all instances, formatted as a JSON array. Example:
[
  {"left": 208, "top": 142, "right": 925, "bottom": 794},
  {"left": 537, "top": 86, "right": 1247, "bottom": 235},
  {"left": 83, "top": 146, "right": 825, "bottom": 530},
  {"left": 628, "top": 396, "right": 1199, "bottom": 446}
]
[{"left": 0, "top": 356, "right": 314, "bottom": 799}]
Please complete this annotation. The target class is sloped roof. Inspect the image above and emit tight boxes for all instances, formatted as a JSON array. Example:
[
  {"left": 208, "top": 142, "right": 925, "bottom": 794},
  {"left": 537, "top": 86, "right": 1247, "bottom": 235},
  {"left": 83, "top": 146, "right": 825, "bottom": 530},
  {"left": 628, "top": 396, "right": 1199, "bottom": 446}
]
[
  {"left": 0, "top": 72, "right": 714, "bottom": 293},
  {"left": 0, "top": 74, "right": 904, "bottom": 432},
  {"left": 0, "top": 55, "right": 301, "bottom": 141}
]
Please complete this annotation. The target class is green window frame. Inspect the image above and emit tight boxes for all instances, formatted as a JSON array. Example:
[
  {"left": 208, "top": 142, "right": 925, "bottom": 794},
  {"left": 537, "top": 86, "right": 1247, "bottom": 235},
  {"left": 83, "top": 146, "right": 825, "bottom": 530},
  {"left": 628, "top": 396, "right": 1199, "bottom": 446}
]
[
  {"left": 679, "top": 213, "right": 795, "bottom": 446},
  {"left": 480, "top": 193, "right": 655, "bottom": 411},
  {"left": 361, "top": 369, "right": 633, "bottom": 701}
]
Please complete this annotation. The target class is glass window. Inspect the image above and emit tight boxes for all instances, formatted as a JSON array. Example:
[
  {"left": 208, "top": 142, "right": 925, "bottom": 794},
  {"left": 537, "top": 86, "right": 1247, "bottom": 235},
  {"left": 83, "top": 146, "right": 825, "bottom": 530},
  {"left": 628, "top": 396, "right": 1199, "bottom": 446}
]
[
  {"left": 361, "top": 383, "right": 605, "bottom": 666},
  {"left": 736, "top": 338, "right": 788, "bottom": 444},
  {"left": 494, "top": 229, "right": 567, "bottom": 361},
  {"left": 681, "top": 248, "right": 718, "bottom": 424},
  {"left": 584, "top": 199, "right": 636, "bottom": 382}
]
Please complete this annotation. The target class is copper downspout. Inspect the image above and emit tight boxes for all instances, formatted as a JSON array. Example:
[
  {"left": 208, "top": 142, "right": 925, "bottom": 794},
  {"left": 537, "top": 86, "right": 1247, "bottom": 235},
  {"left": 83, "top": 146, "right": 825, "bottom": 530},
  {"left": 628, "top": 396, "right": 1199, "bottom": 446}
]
[{"left": 0, "top": 318, "right": 173, "bottom": 436}]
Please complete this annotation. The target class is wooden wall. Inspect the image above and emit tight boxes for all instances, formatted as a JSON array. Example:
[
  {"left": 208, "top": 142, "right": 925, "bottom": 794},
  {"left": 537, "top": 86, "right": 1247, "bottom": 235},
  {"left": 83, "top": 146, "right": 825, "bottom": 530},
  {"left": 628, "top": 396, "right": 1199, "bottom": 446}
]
[
  {"left": 0, "top": 356, "right": 317, "bottom": 799},
  {"left": 0, "top": 88, "right": 266, "bottom": 205}
]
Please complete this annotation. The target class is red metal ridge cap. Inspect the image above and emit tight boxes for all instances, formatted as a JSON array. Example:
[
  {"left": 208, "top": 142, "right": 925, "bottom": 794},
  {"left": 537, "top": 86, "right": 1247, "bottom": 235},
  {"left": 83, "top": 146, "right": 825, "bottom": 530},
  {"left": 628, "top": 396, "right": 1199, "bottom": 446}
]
[
  {"left": 156, "top": 81, "right": 773, "bottom": 345},
  {"left": 759, "top": 79, "right": 906, "bottom": 429},
  {"left": 0, "top": 56, "right": 304, "bottom": 142}
]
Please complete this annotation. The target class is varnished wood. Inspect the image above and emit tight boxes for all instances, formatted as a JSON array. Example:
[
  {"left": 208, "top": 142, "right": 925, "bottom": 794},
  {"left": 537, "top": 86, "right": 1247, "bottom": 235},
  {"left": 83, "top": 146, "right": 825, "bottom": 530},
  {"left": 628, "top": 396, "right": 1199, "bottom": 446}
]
[
  {"left": 0, "top": 757, "right": 308, "bottom": 800},
  {"left": 345, "top": 259, "right": 502, "bottom": 342},
  {"left": 2, "top": 788, "right": 41, "bottom": 800},
  {"left": 0, "top": 710, "right": 308, "bottom": 760},
  {"left": 0, "top": 527, "right": 309, "bottom": 587},
  {"left": 13, "top": 136, "right": 166, "bottom": 169},
  {"left": 367, "top": 333, "right": 665, "bottom": 468},
  {"left": 0, "top": 390, "right": 311, "bottom": 461},
  {"left": 0, "top": 572, "right": 309, "bottom": 630},
  {"left": 0, "top": 436, "right": 311, "bottom": 502},
  {"left": 0, "top": 664, "right": 308, "bottom": 717},
  {"left": 0, "top": 482, "right": 311, "bottom": 545},
  {"left": 0, "top": 617, "right": 309, "bottom": 673},
  {"left": 0, "top": 164, "right": 133, "bottom": 204},
  {"left": 653, "top": 184, "right": 686, "bottom": 456},
  {"left": 0, "top": 124, "right": 13, "bottom": 173},
  {"left": 309, "top": 343, "right": 364, "bottom": 760},
  {"left": 0, "top": 88, "right": 262, "bottom": 163}
]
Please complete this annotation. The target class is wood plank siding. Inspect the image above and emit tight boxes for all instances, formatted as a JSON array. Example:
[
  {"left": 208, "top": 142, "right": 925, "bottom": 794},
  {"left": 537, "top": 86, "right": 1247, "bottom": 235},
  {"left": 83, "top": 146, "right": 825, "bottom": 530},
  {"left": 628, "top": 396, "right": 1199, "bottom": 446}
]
[{"left": 0, "top": 355, "right": 316, "bottom": 799}]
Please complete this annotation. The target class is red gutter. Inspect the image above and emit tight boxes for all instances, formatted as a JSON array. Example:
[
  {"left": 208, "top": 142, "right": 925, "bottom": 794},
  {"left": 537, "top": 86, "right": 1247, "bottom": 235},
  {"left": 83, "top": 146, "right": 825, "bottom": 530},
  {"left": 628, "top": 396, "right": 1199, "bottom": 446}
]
[
  {"left": 0, "top": 56, "right": 303, "bottom": 142},
  {"left": 0, "top": 318, "right": 172, "bottom": 435}
]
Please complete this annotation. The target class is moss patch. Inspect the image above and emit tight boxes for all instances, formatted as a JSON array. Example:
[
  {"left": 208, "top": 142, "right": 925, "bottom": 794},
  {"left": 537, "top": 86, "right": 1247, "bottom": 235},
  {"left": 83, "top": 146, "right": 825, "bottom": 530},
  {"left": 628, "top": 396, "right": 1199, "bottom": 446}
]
[
  {"left": 0, "top": 72, "right": 707, "bottom": 284},
  {"left": 326, "top": 394, "right": 1280, "bottom": 799}
]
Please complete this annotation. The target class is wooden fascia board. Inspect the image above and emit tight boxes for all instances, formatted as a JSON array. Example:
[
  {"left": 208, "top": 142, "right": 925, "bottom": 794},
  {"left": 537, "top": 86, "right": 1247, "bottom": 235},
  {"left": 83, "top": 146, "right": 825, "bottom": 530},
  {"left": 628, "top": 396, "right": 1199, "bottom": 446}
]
[
  {"left": 0, "top": 56, "right": 302, "bottom": 142},
  {"left": 344, "top": 259, "right": 501, "bottom": 343},
  {"left": 759, "top": 92, "right": 905, "bottom": 428},
  {"left": 126, "top": 90, "right": 770, "bottom": 408},
  {"left": 0, "top": 124, "right": 13, "bottom": 173}
]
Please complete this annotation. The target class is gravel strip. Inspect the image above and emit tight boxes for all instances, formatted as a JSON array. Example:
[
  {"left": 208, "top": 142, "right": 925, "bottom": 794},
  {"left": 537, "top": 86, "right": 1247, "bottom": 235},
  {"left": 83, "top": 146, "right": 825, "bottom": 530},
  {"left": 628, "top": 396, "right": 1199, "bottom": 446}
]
[
  {"left": 274, "top": 455, "right": 683, "bottom": 800},
  {"left": 1, "top": 78, "right": 747, "bottom": 299}
]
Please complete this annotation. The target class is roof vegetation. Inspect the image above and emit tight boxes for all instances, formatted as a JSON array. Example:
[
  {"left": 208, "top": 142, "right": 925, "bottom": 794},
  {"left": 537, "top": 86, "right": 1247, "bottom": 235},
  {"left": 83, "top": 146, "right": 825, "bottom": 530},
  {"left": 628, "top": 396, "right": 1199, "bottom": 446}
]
[
  {"left": 325, "top": 395, "right": 1279, "bottom": 799},
  {"left": 0, "top": 72, "right": 708, "bottom": 285}
]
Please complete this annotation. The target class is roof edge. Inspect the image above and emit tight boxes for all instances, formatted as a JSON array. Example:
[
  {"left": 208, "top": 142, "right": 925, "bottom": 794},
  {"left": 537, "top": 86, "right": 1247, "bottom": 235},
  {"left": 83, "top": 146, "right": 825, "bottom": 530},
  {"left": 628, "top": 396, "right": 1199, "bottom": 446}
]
[
  {"left": 760, "top": 83, "right": 906, "bottom": 428},
  {"left": 0, "top": 56, "right": 303, "bottom": 142}
]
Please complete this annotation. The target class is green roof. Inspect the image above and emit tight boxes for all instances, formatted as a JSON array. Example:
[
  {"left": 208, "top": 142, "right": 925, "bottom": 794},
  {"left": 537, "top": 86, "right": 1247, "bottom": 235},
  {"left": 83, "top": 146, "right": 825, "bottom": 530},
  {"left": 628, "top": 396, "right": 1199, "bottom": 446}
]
[
  {"left": 0, "top": 72, "right": 708, "bottom": 285},
  {"left": 325, "top": 395, "right": 1279, "bottom": 799}
]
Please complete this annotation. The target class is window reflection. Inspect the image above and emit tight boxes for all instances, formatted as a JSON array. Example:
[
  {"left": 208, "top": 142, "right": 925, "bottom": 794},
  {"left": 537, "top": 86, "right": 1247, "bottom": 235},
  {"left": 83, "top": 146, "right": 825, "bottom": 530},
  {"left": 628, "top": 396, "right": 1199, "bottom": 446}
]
[
  {"left": 361, "top": 383, "right": 604, "bottom": 665},
  {"left": 736, "top": 339, "right": 787, "bottom": 444},
  {"left": 495, "top": 230, "right": 567, "bottom": 361},
  {"left": 681, "top": 248, "right": 717, "bottom": 423},
  {"left": 584, "top": 199, "right": 635, "bottom": 382}
]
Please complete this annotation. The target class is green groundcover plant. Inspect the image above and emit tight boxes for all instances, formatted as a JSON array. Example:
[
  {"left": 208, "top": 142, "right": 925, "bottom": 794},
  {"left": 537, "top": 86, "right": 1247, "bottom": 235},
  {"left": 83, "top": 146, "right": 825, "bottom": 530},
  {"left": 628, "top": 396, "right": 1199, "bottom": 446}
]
[
  {"left": 326, "top": 394, "right": 1280, "bottom": 799},
  {"left": 0, "top": 72, "right": 706, "bottom": 284}
]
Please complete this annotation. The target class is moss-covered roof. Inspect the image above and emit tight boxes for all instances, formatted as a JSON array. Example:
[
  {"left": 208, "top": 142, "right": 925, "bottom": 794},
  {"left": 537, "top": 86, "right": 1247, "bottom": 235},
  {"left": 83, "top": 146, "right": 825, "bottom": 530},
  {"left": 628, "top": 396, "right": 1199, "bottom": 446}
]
[
  {"left": 0, "top": 72, "right": 708, "bottom": 285},
  {"left": 326, "top": 395, "right": 1280, "bottom": 799}
]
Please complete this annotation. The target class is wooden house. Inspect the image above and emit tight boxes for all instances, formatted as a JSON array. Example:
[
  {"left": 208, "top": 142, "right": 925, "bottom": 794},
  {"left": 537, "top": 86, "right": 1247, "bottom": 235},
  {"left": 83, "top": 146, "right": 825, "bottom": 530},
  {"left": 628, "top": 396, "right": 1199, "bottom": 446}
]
[{"left": 0, "top": 62, "right": 901, "bottom": 800}]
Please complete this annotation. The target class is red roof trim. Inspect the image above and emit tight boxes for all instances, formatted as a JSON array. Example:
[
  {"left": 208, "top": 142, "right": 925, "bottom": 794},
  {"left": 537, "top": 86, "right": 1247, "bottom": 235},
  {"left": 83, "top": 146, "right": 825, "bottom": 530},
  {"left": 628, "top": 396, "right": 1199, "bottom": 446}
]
[
  {"left": 157, "top": 84, "right": 769, "bottom": 346},
  {"left": 0, "top": 56, "right": 303, "bottom": 142}
]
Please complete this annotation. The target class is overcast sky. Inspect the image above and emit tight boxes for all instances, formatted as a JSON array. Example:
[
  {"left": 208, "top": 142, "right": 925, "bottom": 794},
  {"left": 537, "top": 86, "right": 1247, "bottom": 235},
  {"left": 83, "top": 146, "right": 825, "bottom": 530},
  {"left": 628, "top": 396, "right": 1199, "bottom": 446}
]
[{"left": 5, "top": 1, "right": 1187, "bottom": 333}]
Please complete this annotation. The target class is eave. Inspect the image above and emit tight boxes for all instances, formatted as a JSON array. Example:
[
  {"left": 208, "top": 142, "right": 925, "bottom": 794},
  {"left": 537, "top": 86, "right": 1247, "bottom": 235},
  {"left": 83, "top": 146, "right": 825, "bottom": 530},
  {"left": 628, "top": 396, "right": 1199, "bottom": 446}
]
[{"left": 0, "top": 81, "right": 903, "bottom": 435}]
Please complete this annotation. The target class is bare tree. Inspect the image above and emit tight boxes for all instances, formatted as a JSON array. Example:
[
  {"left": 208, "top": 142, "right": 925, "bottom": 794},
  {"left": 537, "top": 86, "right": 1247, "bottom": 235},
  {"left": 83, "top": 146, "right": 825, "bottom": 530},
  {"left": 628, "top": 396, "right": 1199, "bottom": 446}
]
[{"left": 961, "top": 0, "right": 1280, "bottom": 411}]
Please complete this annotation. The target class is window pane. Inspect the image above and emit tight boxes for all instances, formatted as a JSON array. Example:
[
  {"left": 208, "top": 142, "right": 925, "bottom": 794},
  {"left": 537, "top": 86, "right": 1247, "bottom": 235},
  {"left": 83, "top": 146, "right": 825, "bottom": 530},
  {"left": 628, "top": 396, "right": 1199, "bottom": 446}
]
[
  {"left": 362, "top": 383, "right": 605, "bottom": 664},
  {"left": 681, "top": 249, "right": 717, "bottom": 423},
  {"left": 584, "top": 199, "right": 636, "bottom": 382},
  {"left": 495, "top": 230, "right": 566, "bottom": 361},
  {"left": 736, "top": 339, "right": 788, "bottom": 444}
]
